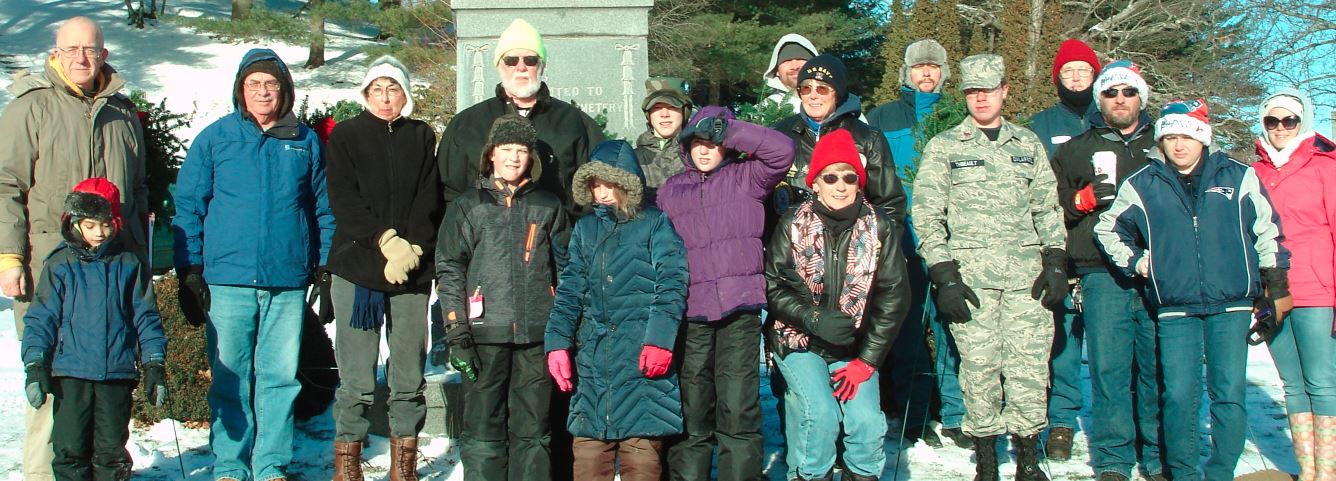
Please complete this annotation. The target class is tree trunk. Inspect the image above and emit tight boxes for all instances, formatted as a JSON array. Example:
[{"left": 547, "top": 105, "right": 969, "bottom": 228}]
[
  {"left": 231, "top": 0, "right": 252, "bottom": 20},
  {"left": 305, "top": 0, "right": 325, "bottom": 69}
]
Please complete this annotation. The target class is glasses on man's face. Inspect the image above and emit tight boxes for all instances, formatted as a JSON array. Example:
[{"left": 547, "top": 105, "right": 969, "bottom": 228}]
[
  {"left": 1059, "top": 68, "right": 1093, "bottom": 80},
  {"left": 368, "top": 86, "right": 405, "bottom": 98},
  {"left": 1263, "top": 115, "right": 1300, "bottom": 131},
  {"left": 798, "top": 83, "right": 833, "bottom": 96},
  {"left": 57, "top": 46, "right": 101, "bottom": 60},
  {"left": 1100, "top": 87, "right": 1139, "bottom": 99},
  {"left": 244, "top": 80, "right": 283, "bottom": 92},
  {"left": 819, "top": 173, "right": 859, "bottom": 186},
  {"left": 502, "top": 55, "right": 540, "bottom": 67}
]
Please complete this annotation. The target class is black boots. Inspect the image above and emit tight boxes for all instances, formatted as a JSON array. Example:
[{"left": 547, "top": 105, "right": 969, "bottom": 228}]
[
  {"left": 1013, "top": 433, "right": 1050, "bottom": 481},
  {"left": 972, "top": 435, "right": 1000, "bottom": 481}
]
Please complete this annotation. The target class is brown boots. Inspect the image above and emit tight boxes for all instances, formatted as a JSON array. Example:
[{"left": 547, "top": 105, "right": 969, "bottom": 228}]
[
  {"left": 333, "top": 441, "right": 364, "bottom": 481},
  {"left": 389, "top": 436, "right": 420, "bottom": 481}
]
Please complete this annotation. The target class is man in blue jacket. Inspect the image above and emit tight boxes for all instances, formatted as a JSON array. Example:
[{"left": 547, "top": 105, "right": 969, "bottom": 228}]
[
  {"left": 866, "top": 39, "right": 969, "bottom": 448},
  {"left": 1095, "top": 99, "right": 1292, "bottom": 481},
  {"left": 172, "top": 49, "right": 335, "bottom": 481}
]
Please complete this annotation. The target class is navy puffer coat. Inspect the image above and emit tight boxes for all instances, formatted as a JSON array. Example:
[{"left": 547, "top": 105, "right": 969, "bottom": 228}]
[{"left": 545, "top": 140, "right": 690, "bottom": 440}]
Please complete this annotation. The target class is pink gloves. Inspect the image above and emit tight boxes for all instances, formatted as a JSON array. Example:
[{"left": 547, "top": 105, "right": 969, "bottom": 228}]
[
  {"left": 547, "top": 350, "right": 573, "bottom": 392},
  {"left": 639, "top": 345, "right": 673, "bottom": 378},
  {"left": 832, "top": 359, "right": 875, "bottom": 402}
]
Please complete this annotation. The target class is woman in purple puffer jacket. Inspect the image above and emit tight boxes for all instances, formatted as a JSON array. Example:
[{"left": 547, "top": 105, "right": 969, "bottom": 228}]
[{"left": 655, "top": 105, "right": 795, "bottom": 481}]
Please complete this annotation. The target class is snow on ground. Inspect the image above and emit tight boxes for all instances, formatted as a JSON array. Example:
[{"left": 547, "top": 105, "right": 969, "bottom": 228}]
[{"left": 0, "top": 1, "right": 1308, "bottom": 479}]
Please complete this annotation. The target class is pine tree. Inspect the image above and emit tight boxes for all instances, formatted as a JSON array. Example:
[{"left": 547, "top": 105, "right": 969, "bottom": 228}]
[
  {"left": 873, "top": 0, "right": 911, "bottom": 104},
  {"left": 928, "top": 0, "right": 965, "bottom": 69}
]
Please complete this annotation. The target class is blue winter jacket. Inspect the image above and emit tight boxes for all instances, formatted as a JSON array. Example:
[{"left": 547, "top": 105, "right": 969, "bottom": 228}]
[
  {"left": 1095, "top": 150, "right": 1289, "bottom": 317},
  {"left": 546, "top": 142, "right": 689, "bottom": 440},
  {"left": 1028, "top": 101, "right": 1097, "bottom": 159},
  {"left": 172, "top": 49, "right": 335, "bottom": 287},
  {"left": 21, "top": 239, "right": 165, "bottom": 380},
  {"left": 866, "top": 86, "right": 942, "bottom": 254}
]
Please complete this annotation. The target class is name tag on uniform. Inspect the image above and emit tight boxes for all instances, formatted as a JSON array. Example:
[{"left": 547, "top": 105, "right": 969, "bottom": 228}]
[
  {"left": 950, "top": 159, "right": 985, "bottom": 169},
  {"left": 1051, "top": 135, "right": 1072, "bottom": 145},
  {"left": 1011, "top": 156, "right": 1035, "bottom": 165}
]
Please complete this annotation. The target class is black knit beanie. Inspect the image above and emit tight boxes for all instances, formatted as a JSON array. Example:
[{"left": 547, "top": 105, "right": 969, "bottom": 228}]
[{"left": 797, "top": 54, "right": 848, "bottom": 105}]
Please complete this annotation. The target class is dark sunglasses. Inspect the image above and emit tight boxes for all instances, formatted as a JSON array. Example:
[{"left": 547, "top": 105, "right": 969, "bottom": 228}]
[
  {"left": 1099, "top": 87, "right": 1139, "bottom": 99},
  {"left": 798, "top": 84, "right": 834, "bottom": 96},
  {"left": 1263, "top": 115, "right": 1300, "bottom": 130},
  {"left": 819, "top": 173, "right": 860, "bottom": 185},
  {"left": 502, "top": 55, "right": 541, "bottom": 67}
]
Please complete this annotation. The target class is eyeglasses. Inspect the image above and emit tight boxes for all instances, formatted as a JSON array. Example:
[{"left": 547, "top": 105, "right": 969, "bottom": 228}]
[
  {"left": 244, "top": 80, "right": 283, "bottom": 92},
  {"left": 1263, "top": 115, "right": 1300, "bottom": 130},
  {"left": 798, "top": 83, "right": 834, "bottom": 96},
  {"left": 819, "top": 173, "right": 860, "bottom": 185},
  {"left": 1100, "top": 87, "right": 1139, "bottom": 99},
  {"left": 1059, "top": 68, "right": 1094, "bottom": 80},
  {"left": 367, "top": 86, "right": 405, "bottom": 98},
  {"left": 502, "top": 55, "right": 541, "bottom": 67},
  {"left": 57, "top": 46, "right": 101, "bottom": 60}
]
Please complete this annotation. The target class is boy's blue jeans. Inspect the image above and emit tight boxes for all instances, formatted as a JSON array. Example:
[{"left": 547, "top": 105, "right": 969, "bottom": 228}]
[
  {"left": 1158, "top": 310, "right": 1249, "bottom": 481},
  {"left": 206, "top": 285, "right": 306, "bottom": 481},
  {"left": 775, "top": 351, "right": 885, "bottom": 480}
]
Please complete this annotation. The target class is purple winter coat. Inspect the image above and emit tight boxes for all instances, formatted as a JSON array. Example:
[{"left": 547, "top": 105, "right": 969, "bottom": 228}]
[{"left": 656, "top": 106, "right": 796, "bottom": 322}]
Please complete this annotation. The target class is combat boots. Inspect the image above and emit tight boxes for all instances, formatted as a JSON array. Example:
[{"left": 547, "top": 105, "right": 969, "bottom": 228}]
[
  {"left": 332, "top": 441, "right": 363, "bottom": 481},
  {"left": 389, "top": 436, "right": 419, "bottom": 481},
  {"left": 1045, "top": 426, "right": 1073, "bottom": 461},
  {"left": 973, "top": 435, "right": 1000, "bottom": 481},
  {"left": 1013, "top": 433, "right": 1050, "bottom": 481}
]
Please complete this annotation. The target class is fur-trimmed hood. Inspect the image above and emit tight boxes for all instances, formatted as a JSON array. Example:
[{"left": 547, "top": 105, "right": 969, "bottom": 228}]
[{"left": 572, "top": 140, "right": 644, "bottom": 209}]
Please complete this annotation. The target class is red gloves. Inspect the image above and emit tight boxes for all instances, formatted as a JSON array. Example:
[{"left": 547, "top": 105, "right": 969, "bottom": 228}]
[
  {"left": 1074, "top": 184, "right": 1098, "bottom": 213},
  {"left": 832, "top": 359, "right": 875, "bottom": 402},
  {"left": 639, "top": 345, "right": 673, "bottom": 378},
  {"left": 547, "top": 350, "right": 573, "bottom": 392}
]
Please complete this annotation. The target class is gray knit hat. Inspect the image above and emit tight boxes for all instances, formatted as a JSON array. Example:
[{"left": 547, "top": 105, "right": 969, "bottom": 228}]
[{"left": 480, "top": 114, "right": 542, "bottom": 179}]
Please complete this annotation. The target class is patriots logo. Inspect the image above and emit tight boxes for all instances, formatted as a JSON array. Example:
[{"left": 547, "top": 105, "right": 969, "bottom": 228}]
[{"left": 1205, "top": 186, "right": 1235, "bottom": 199}]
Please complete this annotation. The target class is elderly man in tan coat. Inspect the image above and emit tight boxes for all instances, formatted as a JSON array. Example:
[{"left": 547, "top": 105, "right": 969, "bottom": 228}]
[{"left": 0, "top": 16, "right": 149, "bottom": 480}]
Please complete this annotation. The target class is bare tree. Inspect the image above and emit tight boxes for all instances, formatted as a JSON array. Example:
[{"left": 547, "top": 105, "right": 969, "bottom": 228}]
[
  {"left": 305, "top": 0, "right": 325, "bottom": 69},
  {"left": 1236, "top": 0, "right": 1336, "bottom": 110}
]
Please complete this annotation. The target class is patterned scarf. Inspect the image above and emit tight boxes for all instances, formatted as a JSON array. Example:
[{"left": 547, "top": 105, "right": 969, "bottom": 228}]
[{"left": 774, "top": 199, "right": 880, "bottom": 349}]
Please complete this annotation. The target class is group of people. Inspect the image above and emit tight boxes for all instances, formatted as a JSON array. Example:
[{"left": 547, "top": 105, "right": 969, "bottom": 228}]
[{"left": 1, "top": 13, "right": 1333, "bottom": 481}]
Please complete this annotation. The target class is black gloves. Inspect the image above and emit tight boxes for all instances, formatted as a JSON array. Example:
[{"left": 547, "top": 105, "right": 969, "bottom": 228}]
[
  {"left": 808, "top": 309, "right": 858, "bottom": 346},
  {"left": 143, "top": 362, "right": 167, "bottom": 407},
  {"left": 315, "top": 267, "right": 334, "bottom": 324},
  {"left": 177, "top": 265, "right": 210, "bottom": 327},
  {"left": 1251, "top": 267, "right": 1293, "bottom": 345},
  {"left": 929, "top": 261, "right": 981, "bottom": 323},
  {"left": 1262, "top": 267, "right": 1292, "bottom": 300},
  {"left": 1248, "top": 296, "right": 1281, "bottom": 345},
  {"left": 1031, "top": 248, "right": 1070, "bottom": 310},
  {"left": 1091, "top": 174, "right": 1116, "bottom": 208},
  {"left": 446, "top": 323, "right": 480, "bottom": 383},
  {"left": 25, "top": 362, "right": 50, "bottom": 409},
  {"left": 679, "top": 115, "right": 727, "bottom": 145}
]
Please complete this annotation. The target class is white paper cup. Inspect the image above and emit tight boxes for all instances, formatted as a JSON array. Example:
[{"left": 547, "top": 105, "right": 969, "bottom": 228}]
[{"left": 1092, "top": 151, "right": 1118, "bottom": 199}]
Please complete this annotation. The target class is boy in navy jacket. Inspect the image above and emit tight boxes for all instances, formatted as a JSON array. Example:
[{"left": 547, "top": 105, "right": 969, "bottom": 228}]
[{"left": 20, "top": 178, "right": 166, "bottom": 481}]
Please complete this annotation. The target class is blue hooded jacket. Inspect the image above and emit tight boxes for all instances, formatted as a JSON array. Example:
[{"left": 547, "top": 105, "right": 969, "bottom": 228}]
[{"left": 172, "top": 49, "right": 335, "bottom": 287}]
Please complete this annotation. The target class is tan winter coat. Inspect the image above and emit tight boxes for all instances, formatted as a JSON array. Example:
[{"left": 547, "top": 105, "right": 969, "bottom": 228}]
[{"left": 0, "top": 60, "right": 149, "bottom": 272}]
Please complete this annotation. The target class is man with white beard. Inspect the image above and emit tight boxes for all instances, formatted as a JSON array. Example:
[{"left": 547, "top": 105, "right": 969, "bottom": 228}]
[{"left": 437, "top": 18, "right": 604, "bottom": 216}]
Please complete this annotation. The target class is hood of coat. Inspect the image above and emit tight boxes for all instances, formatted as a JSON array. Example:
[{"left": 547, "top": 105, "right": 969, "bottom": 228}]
[
  {"left": 357, "top": 55, "right": 414, "bottom": 119},
  {"left": 1258, "top": 88, "right": 1316, "bottom": 138},
  {"left": 763, "top": 33, "right": 820, "bottom": 93},
  {"left": 232, "top": 48, "right": 296, "bottom": 119},
  {"left": 572, "top": 140, "right": 645, "bottom": 209},
  {"left": 9, "top": 61, "right": 126, "bottom": 101}
]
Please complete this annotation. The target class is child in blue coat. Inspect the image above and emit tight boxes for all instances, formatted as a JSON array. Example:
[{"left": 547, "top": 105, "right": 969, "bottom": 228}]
[{"left": 20, "top": 178, "right": 167, "bottom": 481}]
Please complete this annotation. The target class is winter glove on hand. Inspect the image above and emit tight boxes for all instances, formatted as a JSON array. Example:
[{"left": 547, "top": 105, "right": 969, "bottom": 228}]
[
  {"left": 831, "top": 359, "right": 875, "bottom": 402},
  {"left": 315, "top": 267, "right": 334, "bottom": 324},
  {"left": 446, "top": 328, "right": 480, "bottom": 383},
  {"left": 24, "top": 362, "right": 50, "bottom": 409},
  {"left": 177, "top": 265, "right": 210, "bottom": 327},
  {"left": 680, "top": 115, "right": 728, "bottom": 145},
  {"left": 547, "top": 349, "right": 573, "bottom": 392},
  {"left": 808, "top": 310, "right": 858, "bottom": 346},
  {"left": 639, "top": 345, "right": 673, "bottom": 378},
  {"left": 1091, "top": 174, "right": 1117, "bottom": 207},
  {"left": 1262, "top": 267, "right": 1294, "bottom": 322},
  {"left": 379, "top": 229, "right": 423, "bottom": 285},
  {"left": 929, "top": 261, "right": 981, "bottom": 323},
  {"left": 143, "top": 362, "right": 167, "bottom": 407},
  {"left": 1248, "top": 295, "right": 1282, "bottom": 345},
  {"left": 1030, "top": 248, "right": 1070, "bottom": 309}
]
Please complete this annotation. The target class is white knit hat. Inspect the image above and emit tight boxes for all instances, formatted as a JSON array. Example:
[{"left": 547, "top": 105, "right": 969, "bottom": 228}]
[
  {"left": 358, "top": 55, "right": 413, "bottom": 118},
  {"left": 1155, "top": 99, "right": 1213, "bottom": 146},
  {"left": 1093, "top": 60, "right": 1149, "bottom": 111}
]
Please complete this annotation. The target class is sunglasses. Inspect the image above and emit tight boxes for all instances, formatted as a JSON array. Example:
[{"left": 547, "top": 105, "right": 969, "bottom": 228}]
[
  {"left": 1099, "top": 87, "right": 1139, "bottom": 99},
  {"left": 819, "top": 173, "right": 860, "bottom": 185},
  {"left": 1263, "top": 115, "right": 1300, "bottom": 130},
  {"left": 502, "top": 55, "right": 541, "bottom": 67},
  {"left": 798, "top": 84, "right": 834, "bottom": 96}
]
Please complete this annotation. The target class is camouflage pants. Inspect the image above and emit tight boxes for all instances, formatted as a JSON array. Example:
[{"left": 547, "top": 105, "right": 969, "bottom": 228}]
[{"left": 949, "top": 288, "right": 1053, "bottom": 437}]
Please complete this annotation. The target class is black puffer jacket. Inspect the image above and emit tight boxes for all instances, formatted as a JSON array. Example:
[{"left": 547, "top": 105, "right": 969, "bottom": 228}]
[
  {"left": 436, "top": 83, "right": 603, "bottom": 216},
  {"left": 764, "top": 200, "right": 910, "bottom": 365},
  {"left": 326, "top": 111, "right": 442, "bottom": 291},
  {"left": 769, "top": 95, "right": 907, "bottom": 233},
  {"left": 435, "top": 178, "right": 570, "bottom": 344}
]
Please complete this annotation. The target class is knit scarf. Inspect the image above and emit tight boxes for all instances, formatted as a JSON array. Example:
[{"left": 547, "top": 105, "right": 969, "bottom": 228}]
[
  {"left": 773, "top": 199, "right": 880, "bottom": 349},
  {"left": 350, "top": 285, "right": 387, "bottom": 331}
]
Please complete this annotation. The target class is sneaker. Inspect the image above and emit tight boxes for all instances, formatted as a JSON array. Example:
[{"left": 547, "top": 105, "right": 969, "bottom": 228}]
[
  {"left": 1046, "top": 426, "right": 1074, "bottom": 461},
  {"left": 941, "top": 426, "right": 972, "bottom": 447}
]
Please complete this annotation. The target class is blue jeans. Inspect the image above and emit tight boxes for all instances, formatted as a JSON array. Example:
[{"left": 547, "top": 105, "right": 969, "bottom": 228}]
[
  {"left": 1047, "top": 294, "right": 1084, "bottom": 430},
  {"left": 1158, "top": 310, "right": 1249, "bottom": 481},
  {"left": 1082, "top": 272, "right": 1162, "bottom": 478},
  {"left": 775, "top": 351, "right": 886, "bottom": 480},
  {"left": 931, "top": 306, "right": 966, "bottom": 429},
  {"left": 206, "top": 285, "right": 306, "bottom": 481},
  {"left": 1267, "top": 307, "right": 1336, "bottom": 416}
]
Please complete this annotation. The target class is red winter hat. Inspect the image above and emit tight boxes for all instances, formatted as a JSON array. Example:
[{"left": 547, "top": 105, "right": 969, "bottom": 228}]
[
  {"left": 64, "top": 178, "right": 124, "bottom": 229},
  {"left": 805, "top": 129, "right": 866, "bottom": 189},
  {"left": 1052, "top": 39, "right": 1100, "bottom": 85}
]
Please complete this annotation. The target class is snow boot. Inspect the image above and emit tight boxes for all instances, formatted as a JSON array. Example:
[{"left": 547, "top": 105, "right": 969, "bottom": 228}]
[
  {"left": 1012, "top": 433, "right": 1049, "bottom": 481},
  {"left": 843, "top": 471, "right": 879, "bottom": 481},
  {"left": 333, "top": 441, "right": 364, "bottom": 481},
  {"left": 1045, "top": 426, "right": 1073, "bottom": 461},
  {"left": 942, "top": 426, "right": 972, "bottom": 448},
  {"left": 1316, "top": 415, "right": 1336, "bottom": 481},
  {"left": 389, "top": 436, "right": 420, "bottom": 481},
  {"left": 1094, "top": 472, "right": 1128, "bottom": 481},
  {"left": 973, "top": 435, "right": 1000, "bottom": 481},
  {"left": 793, "top": 473, "right": 832, "bottom": 481}
]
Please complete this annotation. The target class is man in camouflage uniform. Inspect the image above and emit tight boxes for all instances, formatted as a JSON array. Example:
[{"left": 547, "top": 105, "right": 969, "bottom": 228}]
[{"left": 912, "top": 54, "right": 1068, "bottom": 481}]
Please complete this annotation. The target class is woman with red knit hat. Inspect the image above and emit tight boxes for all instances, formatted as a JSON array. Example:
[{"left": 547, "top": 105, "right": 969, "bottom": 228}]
[{"left": 764, "top": 129, "right": 911, "bottom": 481}]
